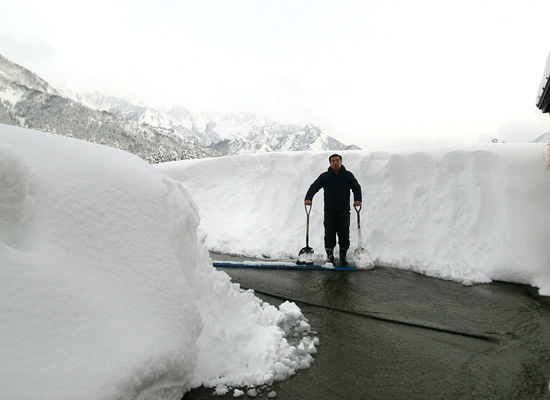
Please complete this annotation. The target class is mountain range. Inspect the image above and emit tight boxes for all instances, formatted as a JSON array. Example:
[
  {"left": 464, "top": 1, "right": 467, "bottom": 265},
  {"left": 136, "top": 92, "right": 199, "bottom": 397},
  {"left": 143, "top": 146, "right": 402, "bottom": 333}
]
[{"left": 0, "top": 54, "right": 359, "bottom": 162}]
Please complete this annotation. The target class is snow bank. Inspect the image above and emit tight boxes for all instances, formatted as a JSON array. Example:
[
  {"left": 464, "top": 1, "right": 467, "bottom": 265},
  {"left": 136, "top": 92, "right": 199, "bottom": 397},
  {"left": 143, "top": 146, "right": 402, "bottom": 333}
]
[
  {"left": 0, "top": 125, "right": 317, "bottom": 400},
  {"left": 157, "top": 146, "right": 550, "bottom": 295}
]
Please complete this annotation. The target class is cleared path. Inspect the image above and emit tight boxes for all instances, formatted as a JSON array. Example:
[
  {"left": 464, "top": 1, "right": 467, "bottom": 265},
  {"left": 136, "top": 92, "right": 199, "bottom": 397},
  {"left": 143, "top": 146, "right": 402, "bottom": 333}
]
[{"left": 184, "top": 256, "right": 550, "bottom": 400}]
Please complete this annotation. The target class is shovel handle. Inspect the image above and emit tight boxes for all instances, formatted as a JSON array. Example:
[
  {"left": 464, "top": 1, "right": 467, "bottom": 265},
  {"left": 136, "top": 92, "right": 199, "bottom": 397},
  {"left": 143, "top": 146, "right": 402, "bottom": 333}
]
[
  {"left": 304, "top": 203, "right": 312, "bottom": 246},
  {"left": 354, "top": 204, "right": 362, "bottom": 213}
]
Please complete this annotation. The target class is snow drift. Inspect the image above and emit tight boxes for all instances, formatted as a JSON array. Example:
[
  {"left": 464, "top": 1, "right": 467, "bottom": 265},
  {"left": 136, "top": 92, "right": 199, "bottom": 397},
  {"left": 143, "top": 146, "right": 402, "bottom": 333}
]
[
  {"left": 0, "top": 125, "right": 317, "bottom": 400},
  {"left": 157, "top": 145, "right": 550, "bottom": 295}
]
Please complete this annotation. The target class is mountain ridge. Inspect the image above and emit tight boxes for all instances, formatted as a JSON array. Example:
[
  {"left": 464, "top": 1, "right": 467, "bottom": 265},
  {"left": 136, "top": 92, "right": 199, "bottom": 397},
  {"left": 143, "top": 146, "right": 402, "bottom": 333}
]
[
  {"left": 1, "top": 53, "right": 360, "bottom": 161},
  {"left": 66, "top": 90, "right": 361, "bottom": 156}
]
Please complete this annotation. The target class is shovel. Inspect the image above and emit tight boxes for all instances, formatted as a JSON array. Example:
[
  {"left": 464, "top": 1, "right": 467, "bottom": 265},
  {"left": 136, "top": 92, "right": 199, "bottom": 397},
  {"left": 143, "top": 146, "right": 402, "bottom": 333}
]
[
  {"left": 297, "top": 203, "right": 314, "bottom": 265},
  {"left": 354, "top": 205, "right": 374, "bottom": 269}
]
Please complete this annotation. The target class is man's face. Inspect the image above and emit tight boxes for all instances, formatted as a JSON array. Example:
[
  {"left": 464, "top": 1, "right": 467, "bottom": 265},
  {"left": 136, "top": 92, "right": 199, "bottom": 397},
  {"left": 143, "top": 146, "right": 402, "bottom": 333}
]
[{"left": 330, "top": 156, "right": 342, "bottom": 171}]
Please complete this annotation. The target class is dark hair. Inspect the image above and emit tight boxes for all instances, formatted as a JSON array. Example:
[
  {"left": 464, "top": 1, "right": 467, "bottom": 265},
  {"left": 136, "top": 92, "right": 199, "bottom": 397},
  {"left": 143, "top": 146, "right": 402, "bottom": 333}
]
[{"left": 329, "top": 154, "right": 342, "bottom": 162}]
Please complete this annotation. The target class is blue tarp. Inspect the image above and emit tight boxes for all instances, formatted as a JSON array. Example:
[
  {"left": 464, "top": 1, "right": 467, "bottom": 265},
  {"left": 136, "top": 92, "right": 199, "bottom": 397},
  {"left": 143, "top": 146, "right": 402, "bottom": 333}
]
[{"left": 212, "top": 261, "right": 357, "bottom": 271}]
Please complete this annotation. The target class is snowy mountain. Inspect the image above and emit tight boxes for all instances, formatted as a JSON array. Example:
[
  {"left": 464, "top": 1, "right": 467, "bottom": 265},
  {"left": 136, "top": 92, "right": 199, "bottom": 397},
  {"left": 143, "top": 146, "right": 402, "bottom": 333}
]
[
  {"left": 66, "top": 91, "right": 361, "bottom": 156},
  {"left": 0, "top": 55, "right": 217, "bottom": 162},
  {"left": 530, "top": 131, "right": 550, "bottom": 143},
  {"left": 0, "top": 54, "right": 59, "bottom": 97},
  {"left": 1, "top": 53, "right": 358, "bottom": 158}
]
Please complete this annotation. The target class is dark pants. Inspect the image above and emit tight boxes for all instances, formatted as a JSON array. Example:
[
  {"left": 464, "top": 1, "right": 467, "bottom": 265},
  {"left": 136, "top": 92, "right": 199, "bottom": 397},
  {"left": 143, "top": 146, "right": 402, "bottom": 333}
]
[{"left": 324, "top": 211, "right": 350, "bottom": 250}]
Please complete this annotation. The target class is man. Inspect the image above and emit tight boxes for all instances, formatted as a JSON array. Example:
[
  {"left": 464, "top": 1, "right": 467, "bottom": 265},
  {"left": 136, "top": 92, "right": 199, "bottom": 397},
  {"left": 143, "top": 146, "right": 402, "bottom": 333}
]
[{"left": 304, "top": 154, "right": 362, "bottom": 265}]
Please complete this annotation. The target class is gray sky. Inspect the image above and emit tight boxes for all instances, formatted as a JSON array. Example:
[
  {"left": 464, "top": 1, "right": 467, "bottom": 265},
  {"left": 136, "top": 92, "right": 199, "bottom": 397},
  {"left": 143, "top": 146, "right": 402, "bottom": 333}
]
[{"left": 2, "top": 0, "right": 550, "bottom": 149}]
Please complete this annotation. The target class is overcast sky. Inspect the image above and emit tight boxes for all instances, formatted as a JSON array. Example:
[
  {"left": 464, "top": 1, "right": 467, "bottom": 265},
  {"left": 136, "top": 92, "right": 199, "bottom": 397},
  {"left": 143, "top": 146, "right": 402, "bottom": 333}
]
[{"left": 2, "top": 0, "right": 550, "bottom": 149}]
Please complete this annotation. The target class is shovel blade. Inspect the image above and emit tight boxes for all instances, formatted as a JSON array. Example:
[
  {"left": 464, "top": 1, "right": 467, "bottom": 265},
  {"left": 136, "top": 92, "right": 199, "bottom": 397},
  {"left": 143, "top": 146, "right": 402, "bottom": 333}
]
[
  {"left": 297, "top": 246, "right": 314, "bottom": 265},
  {"left": 354, "top": 247, "right": 374, "bottom": 269}
]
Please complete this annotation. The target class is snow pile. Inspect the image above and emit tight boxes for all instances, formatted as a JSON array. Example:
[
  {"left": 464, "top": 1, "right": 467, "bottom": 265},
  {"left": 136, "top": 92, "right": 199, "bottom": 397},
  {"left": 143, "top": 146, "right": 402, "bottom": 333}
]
[
  {"left": 0, "top": 124, "right": 318, "bottom": 400},
  {"left": 157, "top": 146, "right": 550, "bottom": 295}
]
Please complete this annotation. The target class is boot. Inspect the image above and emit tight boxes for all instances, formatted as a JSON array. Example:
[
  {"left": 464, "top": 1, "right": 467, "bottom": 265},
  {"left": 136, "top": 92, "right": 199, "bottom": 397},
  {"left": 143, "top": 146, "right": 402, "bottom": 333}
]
[
  {"left": 339, "top": 248, "right": 348, "bottom": 266},
  {"left": 325, "top": 248, "right": 335, "bottom": 264}
]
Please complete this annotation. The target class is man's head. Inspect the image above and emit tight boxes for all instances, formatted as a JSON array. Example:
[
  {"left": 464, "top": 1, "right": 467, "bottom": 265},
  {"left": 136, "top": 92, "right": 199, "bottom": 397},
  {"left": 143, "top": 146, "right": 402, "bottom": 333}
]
[{"left": 329, "top": 154, "right": 342, "bottom": 171}]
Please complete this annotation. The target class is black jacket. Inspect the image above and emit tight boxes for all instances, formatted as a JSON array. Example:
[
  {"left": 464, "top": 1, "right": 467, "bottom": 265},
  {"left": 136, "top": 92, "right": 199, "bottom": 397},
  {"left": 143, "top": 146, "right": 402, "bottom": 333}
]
[{"left": 305, "top": 165, "right": 362, "bottom": 211}]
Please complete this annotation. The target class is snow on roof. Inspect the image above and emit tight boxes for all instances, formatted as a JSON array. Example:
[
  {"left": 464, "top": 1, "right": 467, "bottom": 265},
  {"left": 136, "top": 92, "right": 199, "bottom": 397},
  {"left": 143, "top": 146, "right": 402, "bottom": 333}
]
[{"left": 536, "top": 50, "right": 550, "bottom": 112}]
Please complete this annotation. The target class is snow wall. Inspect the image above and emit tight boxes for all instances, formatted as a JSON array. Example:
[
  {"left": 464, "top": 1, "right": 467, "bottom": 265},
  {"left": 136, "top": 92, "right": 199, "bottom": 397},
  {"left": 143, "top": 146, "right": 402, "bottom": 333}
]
[
  {"left": 0, "top": 125, "right": 317, "bottom": 400},
  {"left": 157, "top": 145, "right": 550, "bottom": 295}
]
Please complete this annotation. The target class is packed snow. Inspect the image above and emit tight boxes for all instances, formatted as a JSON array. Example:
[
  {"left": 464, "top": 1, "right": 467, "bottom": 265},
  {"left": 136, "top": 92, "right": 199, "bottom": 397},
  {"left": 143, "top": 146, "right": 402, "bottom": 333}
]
[
  {"left": 0, "top": 125, "right": 318, "bottom": 400},
  {"left": 157, "top": 143, "right": 550, "bottom": 296}
]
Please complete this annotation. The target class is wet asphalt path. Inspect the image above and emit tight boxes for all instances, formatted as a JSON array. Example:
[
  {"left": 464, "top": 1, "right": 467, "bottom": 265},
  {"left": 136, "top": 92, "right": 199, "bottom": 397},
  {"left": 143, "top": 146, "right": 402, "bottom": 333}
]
[{"left": 183, "top": 256, "right": 550, "bottom": 400}]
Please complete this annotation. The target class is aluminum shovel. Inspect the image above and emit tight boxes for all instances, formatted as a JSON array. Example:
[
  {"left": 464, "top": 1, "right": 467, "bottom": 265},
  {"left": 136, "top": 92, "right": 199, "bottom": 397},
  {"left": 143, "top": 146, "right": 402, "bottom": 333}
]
[
  {"left": 297, "top": 203, "right": 314, "bottom": 265},
  {"left": 354, "top": 204, "right": 374, "bottom": 269}
]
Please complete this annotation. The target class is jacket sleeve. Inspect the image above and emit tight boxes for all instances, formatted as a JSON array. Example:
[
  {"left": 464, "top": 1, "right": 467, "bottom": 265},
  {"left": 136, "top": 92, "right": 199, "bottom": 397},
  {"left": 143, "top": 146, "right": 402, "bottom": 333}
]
[
  {"left": 305, "top": 174, "right": 324, "bottom": 201},
  {"left": 349, "top": 172, "right": 362, "bottom": 202}
]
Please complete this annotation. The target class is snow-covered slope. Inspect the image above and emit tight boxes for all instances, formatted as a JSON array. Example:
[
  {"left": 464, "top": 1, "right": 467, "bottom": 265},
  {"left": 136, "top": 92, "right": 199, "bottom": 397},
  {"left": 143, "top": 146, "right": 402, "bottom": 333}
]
[
  {"left": 157, "top": 144, "right": 550, "bottom": 296},
  {"left": 0, "top": 54, "right": 59, "bottom": 96},
  {"left": 1, "top": 53, "right": 358, "bottom": 158},
  {"left": 0, "top": 124, "right": 317, "bottom": 399},
  {"left": 72, "top": 92, "right": 360, "bottom": 155},
  {"left": 0, "top": 55, "right": 218, "bottom": 162},
  {"left": 530, "top": 131, "right": 550, "bottom": 143}
]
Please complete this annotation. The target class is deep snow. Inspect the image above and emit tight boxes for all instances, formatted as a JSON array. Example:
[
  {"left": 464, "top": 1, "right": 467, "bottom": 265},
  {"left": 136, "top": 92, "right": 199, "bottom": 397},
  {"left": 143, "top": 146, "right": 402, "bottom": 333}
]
[
  {"left": 3, "top": 122, "right": 550, "bottom": 400},
  {"left": 0, "top": 125, "right": 318, "bottom": 400},
  {"left": 157, "top": 144, "right": 550, "bottom": 296}
]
